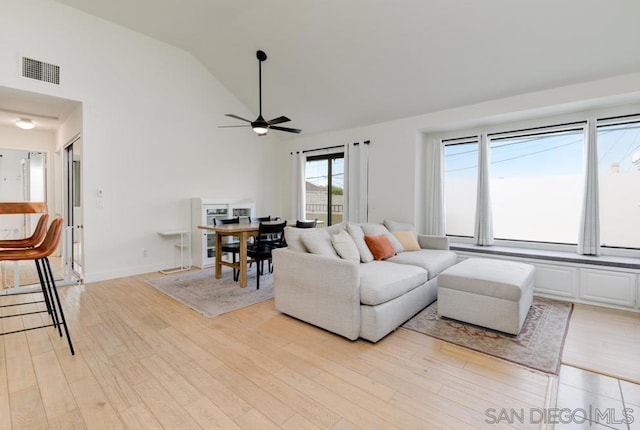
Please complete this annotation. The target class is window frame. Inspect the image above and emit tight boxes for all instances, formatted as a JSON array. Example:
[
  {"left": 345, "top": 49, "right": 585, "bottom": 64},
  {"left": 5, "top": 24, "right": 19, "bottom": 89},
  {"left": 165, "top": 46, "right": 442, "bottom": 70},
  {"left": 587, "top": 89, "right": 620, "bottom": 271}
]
[
  {"left": 443, "top": 136, "right": 479, "bottom": 239},
  {"left": 305, "top": 152, "right": 345, "bottom": 226},
  {"left": 427, "top": 106, "right": 640, "bottom": 258}
]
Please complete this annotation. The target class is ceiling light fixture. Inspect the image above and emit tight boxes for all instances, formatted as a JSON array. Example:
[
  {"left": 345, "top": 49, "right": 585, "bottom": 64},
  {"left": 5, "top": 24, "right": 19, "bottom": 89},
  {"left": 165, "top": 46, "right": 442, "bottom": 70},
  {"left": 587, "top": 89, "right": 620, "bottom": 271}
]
[
  {"left": 251, "top": 117, "right": 269, "bottom": 136},
  {"left": 16, "top": 118, "right": 35, "bottom": 130}
]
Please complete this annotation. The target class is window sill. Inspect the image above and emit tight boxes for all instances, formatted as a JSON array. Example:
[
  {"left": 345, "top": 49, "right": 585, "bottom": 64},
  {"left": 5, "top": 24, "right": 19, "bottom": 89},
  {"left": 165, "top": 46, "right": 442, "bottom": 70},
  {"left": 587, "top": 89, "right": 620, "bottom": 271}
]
[{"left": 450, "top": 243, "right": 640, "bottom": 270}]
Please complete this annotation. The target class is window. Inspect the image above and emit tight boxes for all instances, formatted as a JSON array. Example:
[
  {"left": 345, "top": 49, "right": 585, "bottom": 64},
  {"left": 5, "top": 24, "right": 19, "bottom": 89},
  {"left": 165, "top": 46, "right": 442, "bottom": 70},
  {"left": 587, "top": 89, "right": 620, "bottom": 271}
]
[
  {"left": 444, "top": 139, "right": 478, "bottom": 237},
  {"left": 437, "top": 111, "right": 640, "bottom": 254},
  {"left": 597, "top": 119, "right": 640, "bottom": 249},
  {"left": 305, "top": 153, "right": 344, "bottom": 226},
  {"left": 489, "top": 128, "right": 584, "bottom": 244}
]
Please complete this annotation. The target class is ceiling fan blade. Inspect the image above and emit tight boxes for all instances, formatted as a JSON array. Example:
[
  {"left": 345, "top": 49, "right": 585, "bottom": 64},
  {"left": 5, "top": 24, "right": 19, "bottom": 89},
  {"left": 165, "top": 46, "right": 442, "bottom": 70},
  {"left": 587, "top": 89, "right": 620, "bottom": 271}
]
[
  {"left": 267, "top": 116, "right": 291, "bottom": 125},
  {"left": 225, "top": 114, "right": 252, "bottom": 123},
  {"left": 270, "top": 125, "right": 302, "bottom": 134},
  {"left": 218, "top": 125, "right": 251, "bottom": 128}
]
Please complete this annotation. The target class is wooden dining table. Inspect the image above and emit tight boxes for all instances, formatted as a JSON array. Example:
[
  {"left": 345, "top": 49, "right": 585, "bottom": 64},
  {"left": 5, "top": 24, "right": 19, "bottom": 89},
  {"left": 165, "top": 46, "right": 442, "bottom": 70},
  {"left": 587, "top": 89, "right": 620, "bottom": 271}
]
[
  {"left": 197, "top": 222, "right": 263, "bottom": 288},
  {"left": 0, "top": 202, "right": 48, "bottom": 215}
]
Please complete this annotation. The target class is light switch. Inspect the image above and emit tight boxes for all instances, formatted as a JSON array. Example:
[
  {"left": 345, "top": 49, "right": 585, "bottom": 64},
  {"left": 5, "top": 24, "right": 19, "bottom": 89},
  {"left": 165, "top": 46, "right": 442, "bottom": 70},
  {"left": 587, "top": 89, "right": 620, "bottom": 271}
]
[{"left": 97, "top": 188, "right": 104, "bottom": 197}]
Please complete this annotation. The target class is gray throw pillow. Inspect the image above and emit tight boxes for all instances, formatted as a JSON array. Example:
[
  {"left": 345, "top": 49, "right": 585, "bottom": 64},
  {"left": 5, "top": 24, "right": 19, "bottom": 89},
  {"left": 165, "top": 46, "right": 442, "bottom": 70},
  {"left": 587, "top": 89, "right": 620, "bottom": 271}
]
[
  {"left": 346, "top": 223, "right": 374, "bottom": 263},
  {"left": 361, "top": 223, "right": 404, "bottom": 253},
  {"left": 300, "top": 228, "right": 339, "bottom": 258},
  {"left": 383, "top": 219, "right": 416, "bottom": 234}
]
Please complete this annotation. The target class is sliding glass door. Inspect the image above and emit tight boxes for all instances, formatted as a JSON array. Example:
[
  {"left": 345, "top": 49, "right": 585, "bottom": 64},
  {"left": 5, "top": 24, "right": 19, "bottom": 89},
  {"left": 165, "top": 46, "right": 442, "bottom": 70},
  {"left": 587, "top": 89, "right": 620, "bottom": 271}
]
[{"left": 304, "top": 153, "right": 344, "bottom": 226}]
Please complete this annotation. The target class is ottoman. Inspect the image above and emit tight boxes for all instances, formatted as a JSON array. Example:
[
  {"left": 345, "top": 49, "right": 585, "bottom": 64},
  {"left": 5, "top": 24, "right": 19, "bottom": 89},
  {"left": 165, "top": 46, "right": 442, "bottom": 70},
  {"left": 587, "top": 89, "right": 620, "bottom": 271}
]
[{"left": 437, "top": 257, "right": 535, "bottom": 335}]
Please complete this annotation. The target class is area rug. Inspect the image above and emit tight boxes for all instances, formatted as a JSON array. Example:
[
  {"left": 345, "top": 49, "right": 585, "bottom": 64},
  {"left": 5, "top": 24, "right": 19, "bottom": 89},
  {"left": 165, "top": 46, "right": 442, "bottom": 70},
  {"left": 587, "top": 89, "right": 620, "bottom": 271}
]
[
  {"left": 146, "top": 267, "right": 273, "bottom": 318},
  {"left": 402, "top": 297, "right": 573, "bottom": 374}
]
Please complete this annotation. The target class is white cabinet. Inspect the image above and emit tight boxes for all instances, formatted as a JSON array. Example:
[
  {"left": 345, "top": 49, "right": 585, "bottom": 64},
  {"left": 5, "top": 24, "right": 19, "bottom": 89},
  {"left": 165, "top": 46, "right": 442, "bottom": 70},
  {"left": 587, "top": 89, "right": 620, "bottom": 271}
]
[
  {"left": 534, "top": 263, "right": 578, "bottom": 298},
  {"left": 579, "top": 268, "right": 637, "bottom": 308},
  {"left": 191, "top": 198, "right": 255, "bottom": 268},
  {"left": 454, "top": 249, "right": 639, "bottom": 311}
]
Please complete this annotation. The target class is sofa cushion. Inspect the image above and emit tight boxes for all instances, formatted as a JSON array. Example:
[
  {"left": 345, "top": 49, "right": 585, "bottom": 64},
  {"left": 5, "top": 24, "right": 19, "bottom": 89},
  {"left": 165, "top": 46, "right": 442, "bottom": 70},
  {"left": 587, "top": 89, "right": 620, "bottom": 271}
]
[
  {"left": 392, "top": 231, "right": 420, "bottom": 251},
  {"left": 284, "top": 227, "right": 308, "bottom": 253},
  {"left": 331, "top": 230, "right": 360, "bottom": 263},
  {"left": 361, "top": 223, "right": 404, "bottom": 253},
  {"left": 300, "top": 228, "right": 339, "bottom": 258},
  {"left": 359, "top": 261, "right": 429, "bottom": 306},
  {"left": 327, "top": 222, "right": 347, "bottom": 235},
  {"left": 387, "top": 249, "right": 458, "bottom": 280},
  {"left": 383, "top": 219, "right": 416, "bottom": 233},
  {"left": 364, "top": 234, "right": 397, "bottom": 260},
  {"left": 346, "top": 223, "right": 374, "bottom": 263},
  {"left": 438, "top": 258, "right": 535, "bottom": 301}
]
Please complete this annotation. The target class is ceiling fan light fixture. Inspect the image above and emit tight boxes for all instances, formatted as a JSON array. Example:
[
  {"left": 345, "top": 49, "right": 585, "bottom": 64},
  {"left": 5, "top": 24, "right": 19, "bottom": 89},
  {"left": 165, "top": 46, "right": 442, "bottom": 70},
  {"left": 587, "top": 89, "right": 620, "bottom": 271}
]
[
  {"left": 252, "top": 126, "right": 268, "bottom": 136},
  {"left": 16, "top": 118, "right": 35, "bottom": 130},
  {"left": 220, "top": 50, "right": 302, "bottom": 136}
]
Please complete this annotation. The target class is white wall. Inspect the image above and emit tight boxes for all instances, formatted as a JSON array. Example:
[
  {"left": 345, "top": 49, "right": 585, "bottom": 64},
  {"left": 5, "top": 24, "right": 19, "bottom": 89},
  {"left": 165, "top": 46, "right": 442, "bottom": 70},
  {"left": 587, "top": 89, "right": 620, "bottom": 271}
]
[
  {"left": 281, "top": 74, "right": 640, "bottom": 233},
  {"left": 1, "top": 0, "right": 285, "bottom": 281}
]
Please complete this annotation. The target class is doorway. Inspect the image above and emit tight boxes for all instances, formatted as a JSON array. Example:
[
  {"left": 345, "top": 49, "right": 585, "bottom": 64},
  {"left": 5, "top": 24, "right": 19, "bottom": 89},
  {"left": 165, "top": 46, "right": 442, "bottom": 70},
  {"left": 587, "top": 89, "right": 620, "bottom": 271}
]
[
  {"left": 0, "top": 148, "right": 60, "bottom": 290},
  {"left": 64, "top": 136, "right": 83, "bottom": 282},
  {"left": 304, "top": 152, "right": 345, "bottom": 226}
]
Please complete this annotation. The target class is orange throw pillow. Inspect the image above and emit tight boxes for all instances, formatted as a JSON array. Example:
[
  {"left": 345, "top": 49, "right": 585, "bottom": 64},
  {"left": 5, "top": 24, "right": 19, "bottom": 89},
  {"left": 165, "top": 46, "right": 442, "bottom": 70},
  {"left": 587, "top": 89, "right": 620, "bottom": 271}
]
[{"left": 364, "top": 234, "right": 397, "bottom": 260}]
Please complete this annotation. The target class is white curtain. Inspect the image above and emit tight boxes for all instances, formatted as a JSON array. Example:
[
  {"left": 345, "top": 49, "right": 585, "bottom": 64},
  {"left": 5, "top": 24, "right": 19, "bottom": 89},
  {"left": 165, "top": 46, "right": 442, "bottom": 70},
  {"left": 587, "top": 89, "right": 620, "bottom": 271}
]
[
  {"left": 425, "top": 139, "right": 445, "bottom": 235},
  {"left": 577, "top": 120, "right": 600, "bottom": 255},
  {"left": 290, "top": 151, "right": 305, "bottom": 221},
  {"left": 344, "top": 141, "right": 369, "bottom": 223},
  {"left": 474, "top": 134, "right": 494, "bottom": 245}
]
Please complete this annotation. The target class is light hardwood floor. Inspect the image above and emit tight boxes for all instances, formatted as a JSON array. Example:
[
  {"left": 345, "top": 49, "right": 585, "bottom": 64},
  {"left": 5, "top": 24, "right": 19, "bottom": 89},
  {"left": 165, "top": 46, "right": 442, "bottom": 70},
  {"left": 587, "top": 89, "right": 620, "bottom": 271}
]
[
  {"left": 562, "top": 303, "right": 640, "bottom": 384},
  {"left": 0, "top": 257, "right": 63, "bottom": 290},
  {"left": 0, "top": 272, "right": 637, "bottom": 429}
]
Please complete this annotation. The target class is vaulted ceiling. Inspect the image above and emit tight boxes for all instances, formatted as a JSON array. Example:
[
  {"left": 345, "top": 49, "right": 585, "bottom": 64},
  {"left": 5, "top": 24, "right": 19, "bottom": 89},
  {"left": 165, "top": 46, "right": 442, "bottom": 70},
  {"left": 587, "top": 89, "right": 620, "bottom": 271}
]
[{"left": 54, "top": 0, "right": 640, "bottom": 135}]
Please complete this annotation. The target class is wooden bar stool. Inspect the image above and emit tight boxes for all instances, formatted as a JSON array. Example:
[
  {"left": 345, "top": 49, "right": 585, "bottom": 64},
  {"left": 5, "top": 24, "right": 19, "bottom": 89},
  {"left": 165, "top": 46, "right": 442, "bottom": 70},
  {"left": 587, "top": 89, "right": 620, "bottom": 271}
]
[
  {"left": 0, "top": 213, "right": 54, "bottom": 320},
  {"left": 0, "top": 213, "right": 49, "bottom": 249},
  {"left": 0, "top": 218, "right": 74, "bottom": 355}
]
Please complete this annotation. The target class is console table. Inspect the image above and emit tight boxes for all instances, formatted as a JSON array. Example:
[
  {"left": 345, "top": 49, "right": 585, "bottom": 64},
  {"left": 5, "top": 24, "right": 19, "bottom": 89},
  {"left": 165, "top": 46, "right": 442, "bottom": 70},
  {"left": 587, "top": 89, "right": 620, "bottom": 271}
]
[{"left": 157, "top": 229, "right": 191, "bottom": 274}]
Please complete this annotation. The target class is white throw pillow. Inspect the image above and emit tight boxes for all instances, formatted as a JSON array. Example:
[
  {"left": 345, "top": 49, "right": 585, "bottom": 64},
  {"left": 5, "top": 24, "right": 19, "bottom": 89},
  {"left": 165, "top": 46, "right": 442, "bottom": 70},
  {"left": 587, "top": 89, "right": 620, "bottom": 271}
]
[
  {"left": 361, "top": 223, "right": 404, "bottom": 253},
  {"left": 300, "top": 228, "right": 339, "bottom": 258},
  {"left": 346, "top": 223, "right": 374, "bottom": 263},
  {"left": 284, "top": 227, "right": 308, "bottom": 253},
  {"left": 331, "top": 230, "right": 360, "bottom": 263}
]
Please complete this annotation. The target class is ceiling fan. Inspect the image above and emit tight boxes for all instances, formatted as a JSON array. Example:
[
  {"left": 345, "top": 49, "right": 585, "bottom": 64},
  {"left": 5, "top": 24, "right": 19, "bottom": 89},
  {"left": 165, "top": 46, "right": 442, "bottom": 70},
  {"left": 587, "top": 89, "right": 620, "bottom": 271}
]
[{"left": 220, "top": 50, "right": 301, "bottom": 136}]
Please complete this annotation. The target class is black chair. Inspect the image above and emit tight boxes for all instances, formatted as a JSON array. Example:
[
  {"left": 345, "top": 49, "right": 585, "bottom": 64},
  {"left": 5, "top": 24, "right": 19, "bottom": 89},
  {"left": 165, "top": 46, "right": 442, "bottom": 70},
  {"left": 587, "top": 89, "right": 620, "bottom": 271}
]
[
  {"left": 246, "top": 220, "right": 287, "bottom": 289},
  {"left": 250, "top": 215, "right": 272, "bottom": 223},
  {"left": 296, "top": 219, "right": 317, "bottom": 228},
  {"left": 250, "top": 215, "right": 281, "bottom": 245},
  {"left": 214, "top": 217, "right": 241, "bottom": 281}
]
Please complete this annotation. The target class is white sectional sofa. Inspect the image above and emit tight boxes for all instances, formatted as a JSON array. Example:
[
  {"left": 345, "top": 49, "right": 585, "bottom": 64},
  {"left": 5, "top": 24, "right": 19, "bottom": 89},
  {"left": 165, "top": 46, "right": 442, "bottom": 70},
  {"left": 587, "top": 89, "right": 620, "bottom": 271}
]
[{"left": 272, "top": 220, "right": 458, "bottom": 342}]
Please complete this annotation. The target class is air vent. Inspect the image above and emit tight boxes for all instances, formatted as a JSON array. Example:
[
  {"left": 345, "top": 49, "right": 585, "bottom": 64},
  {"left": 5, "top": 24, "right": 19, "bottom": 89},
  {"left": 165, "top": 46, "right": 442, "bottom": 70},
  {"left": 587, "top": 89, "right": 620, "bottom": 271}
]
[{"left": 22, "top": 57, "right": 60, "bottom": 85}]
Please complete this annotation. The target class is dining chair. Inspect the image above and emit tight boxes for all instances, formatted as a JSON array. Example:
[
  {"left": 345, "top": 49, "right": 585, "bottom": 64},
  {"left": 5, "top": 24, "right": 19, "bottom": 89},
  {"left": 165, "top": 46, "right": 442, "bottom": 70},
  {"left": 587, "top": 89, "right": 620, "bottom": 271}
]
[
  {"left": 246, "top": 220, "right": 287, "bottom": 289},
  {"left": 0, "top": 217, "right": 74, "bottom": 354},
  {"left": 296, "top": 219, "right": 317, "bottom": 228},
  {"left": 214, "top": 217, "right": 241, "bottom": 281},
  {"left": 250, "top": 215, "right": 272, "bottom": 223}
]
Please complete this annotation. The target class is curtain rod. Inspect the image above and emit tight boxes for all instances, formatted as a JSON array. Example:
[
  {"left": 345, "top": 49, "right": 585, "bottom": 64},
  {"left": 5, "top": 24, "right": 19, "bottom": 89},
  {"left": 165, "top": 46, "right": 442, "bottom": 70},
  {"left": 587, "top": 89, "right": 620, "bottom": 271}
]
[
  {"left": 597, "top": 113, "right": 640, "bottom": 123},
  {"left": 442, "top": 135, "right": 478, "bottom": 144},
  {"left": 488, "top": 120, "right": 586, "bottom": 138},
  {"left": 291, "top": 140, "right": 370, "bottom": 155},
  {"left": 302, "top": 144, "right": 344, "bottom": 154}
]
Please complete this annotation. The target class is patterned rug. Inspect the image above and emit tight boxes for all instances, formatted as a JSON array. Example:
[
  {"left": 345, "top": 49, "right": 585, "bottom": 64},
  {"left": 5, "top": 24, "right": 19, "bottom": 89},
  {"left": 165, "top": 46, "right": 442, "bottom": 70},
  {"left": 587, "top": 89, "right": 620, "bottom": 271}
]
[
  {"left": 146, "top": 266, "right": 273, "bottom": 318},
  {"left": 402, "top": 297, "right": 573, "bottom": 374}
]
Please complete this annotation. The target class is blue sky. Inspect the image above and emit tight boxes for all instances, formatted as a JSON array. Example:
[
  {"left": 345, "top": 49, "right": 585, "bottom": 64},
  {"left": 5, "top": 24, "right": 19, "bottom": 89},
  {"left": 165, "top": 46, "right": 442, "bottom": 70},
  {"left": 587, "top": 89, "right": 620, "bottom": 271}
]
[
  {"left": 305, "top": 157, "right": 345, "bottom": 188},
  {"left": 445, "top": 123, "right": 640, "bottom": 180}
]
